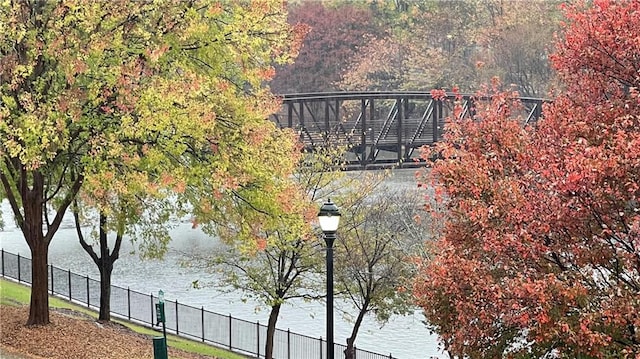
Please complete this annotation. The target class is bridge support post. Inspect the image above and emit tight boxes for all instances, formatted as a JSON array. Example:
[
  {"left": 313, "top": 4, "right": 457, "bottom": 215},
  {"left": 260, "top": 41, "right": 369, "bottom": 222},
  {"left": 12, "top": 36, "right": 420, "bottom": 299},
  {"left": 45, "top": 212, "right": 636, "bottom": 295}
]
[
  {"left": 397, "top": 98, "right": 404, "bottom": 166},
  {"left": 360, "top": 98, "right": 368, "bottom": 168}
]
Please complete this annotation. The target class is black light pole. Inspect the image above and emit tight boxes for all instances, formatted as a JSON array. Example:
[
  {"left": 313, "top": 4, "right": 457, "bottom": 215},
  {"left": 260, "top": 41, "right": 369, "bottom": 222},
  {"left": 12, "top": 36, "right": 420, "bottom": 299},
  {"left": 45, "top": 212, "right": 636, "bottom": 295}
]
[{"left": 318, "top": 199, "right": 341, "bottom": 359}]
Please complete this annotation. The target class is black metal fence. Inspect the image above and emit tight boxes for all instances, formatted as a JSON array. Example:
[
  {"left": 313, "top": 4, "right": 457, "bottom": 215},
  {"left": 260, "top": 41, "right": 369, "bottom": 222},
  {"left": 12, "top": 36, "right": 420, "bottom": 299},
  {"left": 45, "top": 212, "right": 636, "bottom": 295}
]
[{"left": 0, "top": 249, "right": 397, "bottom": 359}]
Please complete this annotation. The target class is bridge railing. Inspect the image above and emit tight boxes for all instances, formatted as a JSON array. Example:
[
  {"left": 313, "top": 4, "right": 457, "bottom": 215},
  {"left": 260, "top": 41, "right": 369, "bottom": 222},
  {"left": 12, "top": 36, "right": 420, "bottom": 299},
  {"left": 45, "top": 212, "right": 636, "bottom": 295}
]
[{"left": 270, "top": 92, "right": 547, "bottom": 169}]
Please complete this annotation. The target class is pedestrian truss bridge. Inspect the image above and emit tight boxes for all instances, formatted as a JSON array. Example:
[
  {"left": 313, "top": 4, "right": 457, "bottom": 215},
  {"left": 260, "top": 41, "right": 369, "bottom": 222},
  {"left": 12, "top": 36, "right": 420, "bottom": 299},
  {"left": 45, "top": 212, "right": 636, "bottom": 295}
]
[{"left": 269, "top": 91, "right": 546, "bottom": 170}]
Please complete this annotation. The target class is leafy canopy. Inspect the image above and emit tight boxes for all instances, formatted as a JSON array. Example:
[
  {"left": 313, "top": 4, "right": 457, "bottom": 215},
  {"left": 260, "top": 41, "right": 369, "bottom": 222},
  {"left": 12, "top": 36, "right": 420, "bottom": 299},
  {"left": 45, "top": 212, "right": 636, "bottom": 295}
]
[
  {"left": 414, "top": 1, "right": 640, "bottom": 357},
  {"left": 1, "top": 0, "right": 306, "bottom": 325}
]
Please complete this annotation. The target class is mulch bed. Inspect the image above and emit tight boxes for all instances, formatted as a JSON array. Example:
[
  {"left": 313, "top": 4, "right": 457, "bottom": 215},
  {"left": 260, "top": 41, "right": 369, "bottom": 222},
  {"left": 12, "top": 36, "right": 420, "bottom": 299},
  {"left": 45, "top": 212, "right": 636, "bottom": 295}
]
[{"left": 0, "top": 305, "right": 215, "bottom": 359}]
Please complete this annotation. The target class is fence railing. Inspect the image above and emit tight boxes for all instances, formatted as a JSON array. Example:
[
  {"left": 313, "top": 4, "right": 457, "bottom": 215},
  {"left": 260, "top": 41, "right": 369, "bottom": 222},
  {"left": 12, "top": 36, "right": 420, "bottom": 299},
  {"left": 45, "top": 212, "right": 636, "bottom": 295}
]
[{"left": 0, "top": 249, "right": 397, "bottom": 359}]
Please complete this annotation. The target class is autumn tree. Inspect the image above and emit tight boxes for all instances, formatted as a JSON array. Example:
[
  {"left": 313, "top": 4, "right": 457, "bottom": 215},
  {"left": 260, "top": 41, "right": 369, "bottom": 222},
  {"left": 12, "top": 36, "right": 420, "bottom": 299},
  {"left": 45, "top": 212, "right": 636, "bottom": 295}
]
[
  {"left": 414, "top": 1, "right": 640, "bottom": 357},
  {"left": 187, "top": 146, "right": 348, "bottom": 359},
  {"left": 339, "top": 1, "right": 482, "bottom": 92},
  {"left": 339, "top": 0, "right": 561, "bottom": 95},
  {"left": 71, "top": 193, "right": 174, "bottom": 321},
  {"left": 334, "top": 184, "right": 426, "bottom": 359},
  {"left": 269, "top": 1, "right": 378, "bottom": 94},
  {"left": 0, "top": 0, "right": 305, "bottom": 325},
  {"left": 475, "top": 1, "right": 562, "bottom": 97}
]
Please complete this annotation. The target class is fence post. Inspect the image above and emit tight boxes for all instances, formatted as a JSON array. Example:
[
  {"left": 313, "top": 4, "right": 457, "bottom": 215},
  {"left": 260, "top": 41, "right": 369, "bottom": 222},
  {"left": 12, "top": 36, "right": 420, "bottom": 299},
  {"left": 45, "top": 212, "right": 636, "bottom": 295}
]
[
  {"left": 150, "top": 293, "right": 154, "bottom": 326},
  {"left": 68, "top": 269, "right": 72, "bottom": 300},
  {"left": 256, "top": 321, "right": 260, "bottom": 357},
  {"left": 1, "top": 249, "right": 4, "bottom": 276},
  {"left": 320, "top": 337, "right": 323, "bottom": 359},
  {"left": 228, "top": 314, "right": 232, "bottom": 350},
  {"left": 127, "top": 287, "right": 131, "bottom": 320},
  {"left": 201, "top": 306, "right": 205, "bottom": 342},
  {"left": 86, "top": 275, "right": 90, "bottom": 307},
  {"left": 17, "top": 253, "right": 21, "bottom": 282},
  {"left": 50, "top": 264, "right": 54, "bottom": 294},
  {"left": 287, "top": 329, "right": 291, "bottom": 359},
  {"left": 175, "top": 300, "right": 179, "bottom": 335}
]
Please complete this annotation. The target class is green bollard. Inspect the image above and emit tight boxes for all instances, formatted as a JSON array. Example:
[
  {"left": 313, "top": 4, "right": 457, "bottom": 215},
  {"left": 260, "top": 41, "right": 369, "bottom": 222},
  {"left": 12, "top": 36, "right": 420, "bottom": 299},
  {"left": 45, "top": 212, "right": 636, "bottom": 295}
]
[
  {"left": 152, "top": 336, "right": 168, "bottom": 359},
  {"left": 154, "top": 290, "right": 168, "bottom": 359}
]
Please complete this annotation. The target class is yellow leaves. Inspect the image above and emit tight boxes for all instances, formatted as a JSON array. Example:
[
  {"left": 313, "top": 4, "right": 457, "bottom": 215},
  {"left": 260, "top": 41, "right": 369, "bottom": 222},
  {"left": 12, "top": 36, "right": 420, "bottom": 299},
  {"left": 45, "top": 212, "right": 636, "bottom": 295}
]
[
  {"left": 13, "top": 63, "right": 33, "bottom": 81},
  {"left": 131, "top": 73, "right": 217, "bottom": 154},
  {"left": 1, "top": 110, "right": 69, "bottom": 170}
]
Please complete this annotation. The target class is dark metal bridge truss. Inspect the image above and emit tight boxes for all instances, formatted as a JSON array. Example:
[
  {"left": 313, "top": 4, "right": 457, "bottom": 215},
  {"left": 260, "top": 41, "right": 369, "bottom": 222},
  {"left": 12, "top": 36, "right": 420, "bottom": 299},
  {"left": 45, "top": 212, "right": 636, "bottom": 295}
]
[{"left": 269, "top": 92, "right": 546, "bottom": 170}]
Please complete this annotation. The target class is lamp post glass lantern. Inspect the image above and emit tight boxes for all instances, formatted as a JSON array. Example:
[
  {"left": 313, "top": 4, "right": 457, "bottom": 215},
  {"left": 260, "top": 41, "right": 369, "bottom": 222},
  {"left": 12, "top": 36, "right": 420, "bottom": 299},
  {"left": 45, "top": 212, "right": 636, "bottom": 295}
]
[
  {"left": 318, "top": 199, "right": 341, "bottom": 359},
  {"left": 318, "top": 199, "right": 341, "bottom": 233}
]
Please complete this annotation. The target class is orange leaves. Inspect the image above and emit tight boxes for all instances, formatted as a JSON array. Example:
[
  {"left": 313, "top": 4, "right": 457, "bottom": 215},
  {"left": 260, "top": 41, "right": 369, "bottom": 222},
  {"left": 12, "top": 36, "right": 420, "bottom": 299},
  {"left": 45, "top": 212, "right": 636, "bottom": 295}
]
[
  {"left": 255, "top": 236, "right": 268, "bottom": 251},
  {"left": 429, "top": 89, "right": 448, "bottom": 101},
  {"left": 273, "top": 184, "right": 306, "bottom": 215},
  {"left": 159, "top": 173, "right": 174, "bottom": 187},
  {"left": 206, "top": 3, "right": 223, "bottom": 16},
  {"left": 145, "top": 45, "right": 169, "bottom": 63},
  {"left": 65, "top": 58, "right": 88, "bottom": 85},
  {"left": 287, "top": 22, "right": 311, "bottom": 59},
  {"left": 257, "top": 67, "right": 276, "bottom": 81},
  {"left": 561, "top": 171, "right": 584, "bottom": 193}
]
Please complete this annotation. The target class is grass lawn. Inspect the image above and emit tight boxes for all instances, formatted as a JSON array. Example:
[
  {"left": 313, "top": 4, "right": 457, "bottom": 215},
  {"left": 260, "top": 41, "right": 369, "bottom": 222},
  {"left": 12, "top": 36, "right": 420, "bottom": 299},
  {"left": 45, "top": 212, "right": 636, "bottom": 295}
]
[{"left": 0, "top": 278, "right": 247, "bottom": 359}]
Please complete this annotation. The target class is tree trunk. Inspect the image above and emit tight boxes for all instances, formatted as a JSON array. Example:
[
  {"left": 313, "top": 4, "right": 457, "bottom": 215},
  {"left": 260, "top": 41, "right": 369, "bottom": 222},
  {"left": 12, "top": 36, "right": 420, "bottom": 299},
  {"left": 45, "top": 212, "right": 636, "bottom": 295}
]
[
  {"left": 28, "top": 239, "right": 50, "bottom": 325},
  {"left": 265, "top": 304, "right": 281, "bottom": 359},
  {"left": 97, "top": 213, "right": 115, "bottom": 321},
  {"left": 74, "top": 211, "right": 122, "bottom": 322},
  {"left": 23, "top": 171, "right": 49, "bottom": 326},
  {"left": 98, "top": 258, "right": 113, "bottom": 321},
  {"left": 345, "top": 306, "right": 368, "bottom": 359},
  {"left": 2, "top": 162, "right": 83, "bottom": 326}
]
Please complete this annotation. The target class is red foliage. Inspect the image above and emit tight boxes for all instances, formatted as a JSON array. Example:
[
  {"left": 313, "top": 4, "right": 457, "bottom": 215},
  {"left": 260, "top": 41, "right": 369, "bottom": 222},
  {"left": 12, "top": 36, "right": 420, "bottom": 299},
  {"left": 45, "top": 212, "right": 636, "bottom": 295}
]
[
  {"left": 269, "top": 2, "right": 376, "bottom": 93},
  {"left": 414, "top": 1, "right": 640, "bottom": 357}
]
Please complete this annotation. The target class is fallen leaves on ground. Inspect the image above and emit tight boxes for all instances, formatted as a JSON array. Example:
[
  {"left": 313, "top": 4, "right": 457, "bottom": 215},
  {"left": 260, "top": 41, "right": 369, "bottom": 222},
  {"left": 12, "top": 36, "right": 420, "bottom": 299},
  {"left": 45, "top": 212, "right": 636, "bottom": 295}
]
[{"left": 0, "top": 305, "right": 216, "bottom": 359}]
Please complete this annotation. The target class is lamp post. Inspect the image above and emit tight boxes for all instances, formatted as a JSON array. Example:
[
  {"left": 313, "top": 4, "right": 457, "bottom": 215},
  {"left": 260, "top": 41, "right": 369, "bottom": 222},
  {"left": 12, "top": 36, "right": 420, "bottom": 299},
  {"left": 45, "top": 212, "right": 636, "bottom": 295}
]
[{"left": 318, "top": 199, "right": 341, "bottom": 359}]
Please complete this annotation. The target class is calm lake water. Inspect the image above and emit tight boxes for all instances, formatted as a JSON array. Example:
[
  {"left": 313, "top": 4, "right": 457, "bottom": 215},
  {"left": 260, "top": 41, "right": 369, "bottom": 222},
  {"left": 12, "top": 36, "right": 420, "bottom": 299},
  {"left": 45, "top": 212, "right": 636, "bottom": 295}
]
[{"left": 0, "top": 169, "right": 447, "bottom": 359}]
